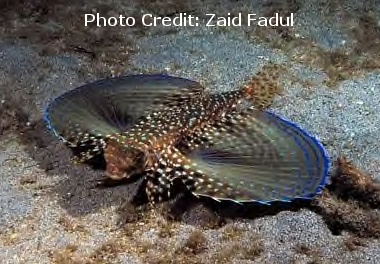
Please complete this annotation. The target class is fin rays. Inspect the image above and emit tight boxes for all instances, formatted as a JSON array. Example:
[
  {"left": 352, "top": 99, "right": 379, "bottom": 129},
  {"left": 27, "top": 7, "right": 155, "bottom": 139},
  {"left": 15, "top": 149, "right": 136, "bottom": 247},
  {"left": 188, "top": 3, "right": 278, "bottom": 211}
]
[
  {"left": 181, "top": 108, "right": 329, "bottom": 203},
  {"left": 44, "top": 74, "right": 205, "bottom": 160},
  {"left": 44, "top": 73, "right": 330, "bottom": 205}
]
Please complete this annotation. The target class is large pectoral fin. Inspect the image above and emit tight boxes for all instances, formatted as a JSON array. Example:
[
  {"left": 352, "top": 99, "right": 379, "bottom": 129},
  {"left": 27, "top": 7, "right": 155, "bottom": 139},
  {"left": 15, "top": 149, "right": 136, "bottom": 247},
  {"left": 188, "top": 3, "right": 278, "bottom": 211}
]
[
  {"left": 178, "top": 108, "right": 330, "bottom": 204},
  {"left": 44, "top": 74, "right": 205, "bottom": 161}
]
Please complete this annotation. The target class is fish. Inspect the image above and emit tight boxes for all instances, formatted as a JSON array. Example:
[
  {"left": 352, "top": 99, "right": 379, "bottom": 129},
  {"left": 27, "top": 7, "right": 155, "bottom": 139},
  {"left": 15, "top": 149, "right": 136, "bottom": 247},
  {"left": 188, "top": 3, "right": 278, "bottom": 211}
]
[{"left": 44, "top": 70, "right": 330, "bottom": 205}]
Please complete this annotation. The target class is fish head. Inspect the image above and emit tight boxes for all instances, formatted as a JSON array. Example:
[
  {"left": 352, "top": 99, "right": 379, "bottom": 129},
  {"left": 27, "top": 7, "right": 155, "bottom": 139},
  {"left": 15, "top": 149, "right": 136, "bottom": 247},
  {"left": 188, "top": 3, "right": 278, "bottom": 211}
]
[{"left": 104, "top": 140, "right": 145, "bottom": 180}]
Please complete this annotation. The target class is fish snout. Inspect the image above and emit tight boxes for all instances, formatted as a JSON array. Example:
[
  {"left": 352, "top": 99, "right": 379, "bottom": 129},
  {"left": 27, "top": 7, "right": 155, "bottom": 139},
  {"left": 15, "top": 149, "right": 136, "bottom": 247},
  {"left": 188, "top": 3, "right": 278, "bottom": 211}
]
[{"left": 106, "top": 163, "right": 128, "bottom": 180}]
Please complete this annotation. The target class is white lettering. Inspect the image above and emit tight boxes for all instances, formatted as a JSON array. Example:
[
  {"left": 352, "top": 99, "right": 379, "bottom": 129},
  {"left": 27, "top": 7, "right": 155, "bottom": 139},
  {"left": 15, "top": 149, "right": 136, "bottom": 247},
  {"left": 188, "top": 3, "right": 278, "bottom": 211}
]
[
  {"left": 142, "top": 13, "right": 197, "bottom": 27},
  {"left": 108, "top": 17, "right": 117, "bottom": 26},
  {"left": 257, "top": 17, "right": 268, "bottom": 26},
  {"left": 247, "top": 14, "right": 257, "bottom": 26},
  {"left": 84, "top": 13, "right": 136, "bottom": 27},
  {"left": 85, "top": 14, "right": 95, "bottom": 26},
  {"left": 269, "top": 13, "right": 279, "bottom": 26},
  {"left": 97, "top": 13, "right": 107, "bottom": 27},
  {"left": 161, "top": 17, "right": 171, "bottom": 26},
  {"left": 142, "top": 14, "right": 153, "bottom": 26},
  {"left": 205, "top": 14, "right": 216, "bottom": 26},
  {"left": 120, "top": 15, "right": 136, "bottom": 26}
]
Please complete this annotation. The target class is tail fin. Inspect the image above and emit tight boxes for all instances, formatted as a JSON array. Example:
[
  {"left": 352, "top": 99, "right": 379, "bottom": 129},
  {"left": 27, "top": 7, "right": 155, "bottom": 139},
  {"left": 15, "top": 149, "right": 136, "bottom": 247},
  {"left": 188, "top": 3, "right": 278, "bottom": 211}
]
[{"left": 241, "top": 64, "right": 284, "bottom": 110}]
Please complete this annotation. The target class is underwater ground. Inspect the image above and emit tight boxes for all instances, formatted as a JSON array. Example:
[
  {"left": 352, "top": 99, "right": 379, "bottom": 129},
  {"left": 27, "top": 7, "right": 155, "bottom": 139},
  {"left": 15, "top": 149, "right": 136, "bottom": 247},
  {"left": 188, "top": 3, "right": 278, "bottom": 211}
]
[{"left": 0, "top": 0, "right": 380, "bottom": 263}]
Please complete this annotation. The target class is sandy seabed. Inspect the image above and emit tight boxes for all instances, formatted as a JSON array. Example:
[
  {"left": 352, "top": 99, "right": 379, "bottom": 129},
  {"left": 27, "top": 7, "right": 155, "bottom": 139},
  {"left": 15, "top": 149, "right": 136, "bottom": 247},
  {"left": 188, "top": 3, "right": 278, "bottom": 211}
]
[{"left": 0, "top": 0, "right": 380, "bottom": 263}]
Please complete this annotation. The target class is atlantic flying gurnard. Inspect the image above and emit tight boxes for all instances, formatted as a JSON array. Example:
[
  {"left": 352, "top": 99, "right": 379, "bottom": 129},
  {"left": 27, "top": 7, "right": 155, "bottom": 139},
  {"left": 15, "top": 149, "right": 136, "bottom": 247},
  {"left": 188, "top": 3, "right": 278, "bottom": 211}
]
[{"left": 44, "top": 70, "right": 330, "bottom": 205}]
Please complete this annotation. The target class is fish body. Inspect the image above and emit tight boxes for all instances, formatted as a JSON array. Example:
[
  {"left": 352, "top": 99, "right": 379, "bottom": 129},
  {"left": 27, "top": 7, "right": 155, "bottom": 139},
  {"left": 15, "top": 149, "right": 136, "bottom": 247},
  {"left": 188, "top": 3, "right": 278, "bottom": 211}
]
[{"left": 44, "top": 71, "right": 330, "bottom": 205}]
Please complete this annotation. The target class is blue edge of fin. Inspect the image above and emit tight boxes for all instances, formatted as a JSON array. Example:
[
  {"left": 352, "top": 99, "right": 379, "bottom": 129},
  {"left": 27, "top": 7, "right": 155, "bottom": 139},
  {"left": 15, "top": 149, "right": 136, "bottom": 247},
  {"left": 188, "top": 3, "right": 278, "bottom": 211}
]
[
  {"left": 43, "top": 74, "right": 331, "bottom": 206},
  {"left": 259, "top": 110, "right": 331, "bottom": 205}
]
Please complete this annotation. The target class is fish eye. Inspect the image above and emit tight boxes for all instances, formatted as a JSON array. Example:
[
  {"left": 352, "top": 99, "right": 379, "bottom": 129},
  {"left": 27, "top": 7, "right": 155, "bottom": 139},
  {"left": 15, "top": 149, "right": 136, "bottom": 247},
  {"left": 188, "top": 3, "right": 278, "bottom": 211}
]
[{"left": 132, "top": 150, "right": 145, "bottom": 162}]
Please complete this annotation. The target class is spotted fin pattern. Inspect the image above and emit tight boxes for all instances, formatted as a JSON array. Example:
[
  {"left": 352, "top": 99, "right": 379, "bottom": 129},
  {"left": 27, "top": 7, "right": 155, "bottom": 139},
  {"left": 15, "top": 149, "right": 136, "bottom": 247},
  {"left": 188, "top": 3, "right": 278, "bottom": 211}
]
[
  {"left": 145, "top": 169, "right": 173, "bottom": 203},
  {"left": 172, "top": 108, "right": 330, "bottom": 204},
  {"left": 44, "top": 74, "right": 205, "bottom": 162},
  {"left": 45, "top": 71, "right": 330, "bottom": 205}
]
